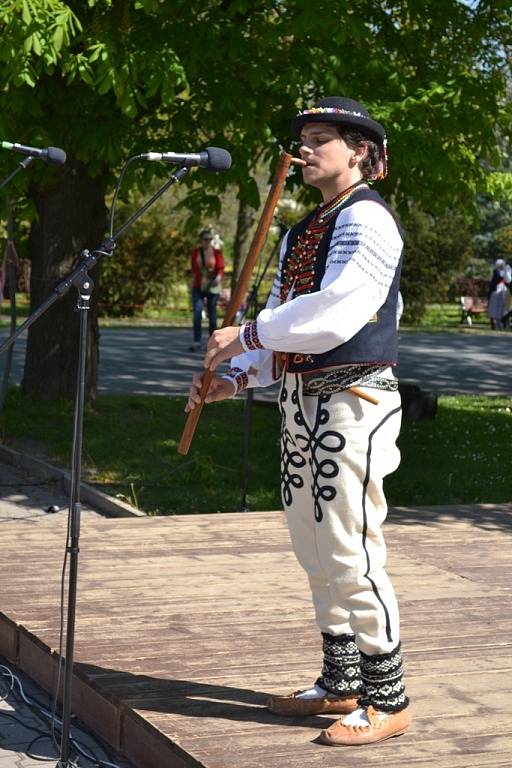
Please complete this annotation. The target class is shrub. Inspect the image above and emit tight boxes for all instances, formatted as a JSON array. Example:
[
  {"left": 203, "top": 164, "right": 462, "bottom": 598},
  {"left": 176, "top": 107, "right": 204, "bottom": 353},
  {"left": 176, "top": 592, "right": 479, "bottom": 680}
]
[
  {"left": 99, "top": 196, "right": 194, "bottom": 316},
  {"left": 400, "top": 207, "right": 474, "bottom": 321}
]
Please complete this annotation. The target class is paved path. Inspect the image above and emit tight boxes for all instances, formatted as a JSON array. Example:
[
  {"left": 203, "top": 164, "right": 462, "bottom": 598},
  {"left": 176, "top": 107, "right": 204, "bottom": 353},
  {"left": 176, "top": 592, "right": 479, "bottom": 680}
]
[
  {"left": 394, "top": 330, "right": 512, "bottom": 396},
  {"left": 0, "top": 462, "right": 100, "bottom": 525},
  {"left": 1, "top": 327, "right": 511, "bottom": 397}
]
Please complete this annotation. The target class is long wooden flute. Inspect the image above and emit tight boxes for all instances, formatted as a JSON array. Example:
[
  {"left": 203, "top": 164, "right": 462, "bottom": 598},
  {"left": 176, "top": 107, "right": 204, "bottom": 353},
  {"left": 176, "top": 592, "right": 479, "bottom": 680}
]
[
  {"left": 178, "top": 151, "right": 378, "bottom": 456},
  {"left": 178, "top": 152, "right": 299, "bottom": 455}
]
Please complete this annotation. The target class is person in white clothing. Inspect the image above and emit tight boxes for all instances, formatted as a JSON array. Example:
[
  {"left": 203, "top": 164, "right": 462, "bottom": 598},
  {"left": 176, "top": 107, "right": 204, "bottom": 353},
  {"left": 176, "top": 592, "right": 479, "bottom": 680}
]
[
  {"left": 186, "top": 96, "right": 411, "bottom": 746},
  {"left": 487, "top": 258, "right": 510, "bottom": 330}
]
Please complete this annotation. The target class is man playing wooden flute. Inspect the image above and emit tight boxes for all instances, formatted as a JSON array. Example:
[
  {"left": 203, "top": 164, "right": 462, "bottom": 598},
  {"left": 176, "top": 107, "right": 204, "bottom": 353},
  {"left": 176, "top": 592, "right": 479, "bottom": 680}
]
[{"left": 186, "top": 96, "right": 411, "bottom": 746}]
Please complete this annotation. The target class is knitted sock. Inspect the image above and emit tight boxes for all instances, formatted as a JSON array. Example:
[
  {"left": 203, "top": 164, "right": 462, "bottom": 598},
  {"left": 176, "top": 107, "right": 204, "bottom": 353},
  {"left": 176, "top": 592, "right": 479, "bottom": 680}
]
[
  {"left": 359, "top": 642, "right": 409, "bottom": 712},
  {"left": 316, "top": 633, "right": 364, "bottom": 698}
]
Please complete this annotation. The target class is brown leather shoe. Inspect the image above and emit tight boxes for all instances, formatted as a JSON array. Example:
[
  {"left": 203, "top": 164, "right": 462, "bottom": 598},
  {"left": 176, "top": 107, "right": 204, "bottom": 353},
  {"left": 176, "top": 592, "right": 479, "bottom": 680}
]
[
  {"left": 267, "top": 690, "right": 359, "bottom": 717},
  {"left": 319, "top": 705, "right": 411, "bottom": 746}
]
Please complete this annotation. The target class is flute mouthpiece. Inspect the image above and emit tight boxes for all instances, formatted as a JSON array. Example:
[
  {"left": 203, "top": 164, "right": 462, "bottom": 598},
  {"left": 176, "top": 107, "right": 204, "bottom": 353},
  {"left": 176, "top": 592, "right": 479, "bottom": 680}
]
[{"left": 291, "top": 157, "right": 307, "bottom": 167}]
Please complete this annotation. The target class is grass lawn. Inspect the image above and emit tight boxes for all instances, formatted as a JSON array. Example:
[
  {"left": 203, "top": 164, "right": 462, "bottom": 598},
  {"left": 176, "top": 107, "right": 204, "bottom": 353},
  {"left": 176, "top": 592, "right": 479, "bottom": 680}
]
[
  {"left": 0, "top": 389, "right": 509, "bottom": 514},
  {"left": 1, "top": 299, "right": 492, "bottom": 333},
  {"left": 409, "top": 302, "right": 491, "bottom": 331}
]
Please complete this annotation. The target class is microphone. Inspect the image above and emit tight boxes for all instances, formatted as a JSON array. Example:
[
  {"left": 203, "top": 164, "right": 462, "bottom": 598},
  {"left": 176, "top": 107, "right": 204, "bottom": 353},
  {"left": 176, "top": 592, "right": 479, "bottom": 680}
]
[
  {"left": 143, "top": 146, "right": 231, "bottom": 172},
  {"left": 1, "top": 141, "right": 67, "bottom": 166}
]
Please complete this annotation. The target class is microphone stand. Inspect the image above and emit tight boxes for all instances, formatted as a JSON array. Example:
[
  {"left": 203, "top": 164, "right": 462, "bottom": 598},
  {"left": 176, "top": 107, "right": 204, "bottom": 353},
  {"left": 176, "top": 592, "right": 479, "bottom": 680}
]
[
  {"left": 0, "top": 156, "right": 34, "bottom": 192},
  {"left": 0, "top": 165, "right": 189, "bottom": 768}
]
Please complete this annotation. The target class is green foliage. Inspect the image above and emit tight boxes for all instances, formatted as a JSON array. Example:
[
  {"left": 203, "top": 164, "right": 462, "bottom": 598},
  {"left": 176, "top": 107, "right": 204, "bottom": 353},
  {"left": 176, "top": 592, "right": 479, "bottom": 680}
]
[
  {"left": 487, "top": 172, "right": 512, "bottom": 203},
  {"left": 494, "top": 224, "right": 512, "bottom": 260},
  {"left": 401, "top": 206, "right": 475, "bottom": 321},
  {"left": 0, "top": 0, "right": 510, "bottom": 216},
  {"left": 286, "top": 0, "right": 512, "bottom": 215},
  {"left": 99, "top": 193, "right": 194, "bottom": 315},
  {"left": 474, "top": 195, "right": 512, "bottom": 262},
  {"left": 0, "top": 0, "right": 510, "bottom": 397}
]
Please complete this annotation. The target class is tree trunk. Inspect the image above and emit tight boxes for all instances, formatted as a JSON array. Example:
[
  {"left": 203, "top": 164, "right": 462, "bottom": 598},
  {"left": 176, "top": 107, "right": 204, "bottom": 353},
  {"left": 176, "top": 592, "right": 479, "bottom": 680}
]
[
  {"left": 23, "top": 161, "right": 107, "bottom": 400},
  {"left": 230, "top": 195, "right": 255, "bottom": 292}
]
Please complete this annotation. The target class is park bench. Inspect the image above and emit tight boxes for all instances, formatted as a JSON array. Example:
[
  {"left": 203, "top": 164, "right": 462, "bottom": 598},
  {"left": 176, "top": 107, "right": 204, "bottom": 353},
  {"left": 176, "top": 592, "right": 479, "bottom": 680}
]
[{"left": 460, "top": 295, "right": 488, "bottom": 326}]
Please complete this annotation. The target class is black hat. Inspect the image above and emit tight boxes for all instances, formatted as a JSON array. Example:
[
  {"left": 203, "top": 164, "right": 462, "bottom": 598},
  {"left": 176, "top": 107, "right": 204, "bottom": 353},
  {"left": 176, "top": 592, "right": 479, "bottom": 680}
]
[
  {"left": 292, "top": 96, "right": 388, "bottom": 180},
  {"left": 292, "top": 96, "right": 386, "bottom": 146}
]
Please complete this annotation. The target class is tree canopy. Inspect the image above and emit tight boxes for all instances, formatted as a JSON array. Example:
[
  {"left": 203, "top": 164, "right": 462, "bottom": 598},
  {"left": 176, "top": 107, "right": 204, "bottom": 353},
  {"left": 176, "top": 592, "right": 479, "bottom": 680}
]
[
  {"left": 1, "top": 0, "right": 510, "bottom": 211},
  {"left": 0, "top": 0, "right": 510, "bottom": 395}
]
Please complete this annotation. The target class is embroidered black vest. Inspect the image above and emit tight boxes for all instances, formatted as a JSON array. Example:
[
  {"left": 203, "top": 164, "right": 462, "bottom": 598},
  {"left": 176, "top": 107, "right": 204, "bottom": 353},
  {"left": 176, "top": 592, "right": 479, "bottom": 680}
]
[{"left": 281, "top": 188, "right": 403, "bottom": 374}]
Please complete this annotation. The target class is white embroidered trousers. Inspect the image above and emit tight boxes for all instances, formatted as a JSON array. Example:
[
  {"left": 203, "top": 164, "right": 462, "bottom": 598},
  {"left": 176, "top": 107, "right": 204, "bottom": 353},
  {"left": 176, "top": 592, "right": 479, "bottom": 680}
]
[{"left": 279, "top": 373, "right": 402, "bottom": 655}]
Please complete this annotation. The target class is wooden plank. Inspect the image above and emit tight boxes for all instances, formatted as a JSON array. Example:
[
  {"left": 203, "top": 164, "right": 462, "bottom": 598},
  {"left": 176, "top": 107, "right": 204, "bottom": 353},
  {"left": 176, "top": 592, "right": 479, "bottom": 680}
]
[
  {"left": 0, "top": 507, "right": 511, "bottom": 768},
  {"left": 0, "top": 613, "right": 19, "bottom": 662}
]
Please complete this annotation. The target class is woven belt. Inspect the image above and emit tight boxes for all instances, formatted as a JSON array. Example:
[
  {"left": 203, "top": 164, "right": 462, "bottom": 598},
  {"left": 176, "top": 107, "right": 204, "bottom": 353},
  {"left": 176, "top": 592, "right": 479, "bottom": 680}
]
[{"left": 302, "top": 370, "right": 398, "bottom": 396}]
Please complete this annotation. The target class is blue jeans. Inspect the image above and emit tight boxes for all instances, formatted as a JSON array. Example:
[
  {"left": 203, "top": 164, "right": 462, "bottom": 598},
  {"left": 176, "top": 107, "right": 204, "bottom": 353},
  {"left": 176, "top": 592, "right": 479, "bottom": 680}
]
[{"left": 192, "top": 288, "right": 219, "bottom": 343}]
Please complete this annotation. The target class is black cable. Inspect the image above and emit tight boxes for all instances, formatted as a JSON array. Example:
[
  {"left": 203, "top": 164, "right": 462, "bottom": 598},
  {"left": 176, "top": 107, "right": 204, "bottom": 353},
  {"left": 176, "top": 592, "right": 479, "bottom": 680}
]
[
  {"left": 0, "top": 667, "right": 121, "bottom": 767},
  {"left": 108, "top": 154, "right": 146, "bottom": 239},
  {"left": 238, "top": 221, "right": 286, "bottom": 512},
  {"left": 26, "top": 734, "right": 59, "bottom": 762},
  {"left": 48, "top": 494, "right": 134, "bottom": 765},
  {"left": 0, "top": 709, "right": 63, "bottom": 764},
  {"left": 51, "top": 498, "right": 72, "bottom": 754}
]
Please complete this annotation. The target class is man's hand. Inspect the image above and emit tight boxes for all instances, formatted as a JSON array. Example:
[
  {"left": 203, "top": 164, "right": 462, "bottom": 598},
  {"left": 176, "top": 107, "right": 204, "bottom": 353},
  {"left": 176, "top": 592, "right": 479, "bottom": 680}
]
[
  {"left": 204, "top": 326, "right": 244, "bottom": 371},
  {"left": 185, "top": 372, "right": 236, "bottom": 413}
]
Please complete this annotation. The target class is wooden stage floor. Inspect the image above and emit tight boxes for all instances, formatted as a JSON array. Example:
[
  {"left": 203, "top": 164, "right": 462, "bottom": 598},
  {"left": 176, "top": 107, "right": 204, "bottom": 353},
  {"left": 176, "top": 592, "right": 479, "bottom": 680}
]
[{"left": 1, "top": 504, "right": 511, "bottom": 768}]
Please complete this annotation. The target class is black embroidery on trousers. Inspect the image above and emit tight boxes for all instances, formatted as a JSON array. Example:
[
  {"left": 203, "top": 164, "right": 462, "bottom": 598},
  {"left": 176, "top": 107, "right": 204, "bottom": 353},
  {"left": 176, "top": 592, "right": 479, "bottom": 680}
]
[
  {"left": 280, "top": 380, "right": 307, "bottom": 507},
  {"left": 361, "top": 406, "right": 402, "bottom": 643},
  {"left": 285, "top": 376, "right": 345, "bottom": 522}
]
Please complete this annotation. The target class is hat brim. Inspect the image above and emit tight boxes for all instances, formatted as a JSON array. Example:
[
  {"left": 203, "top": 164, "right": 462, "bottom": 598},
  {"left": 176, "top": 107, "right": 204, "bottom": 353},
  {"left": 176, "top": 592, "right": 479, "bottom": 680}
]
[{"left": 292, "top": 112, "right": 386, "bottom": 145}]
